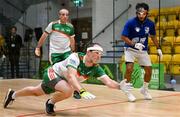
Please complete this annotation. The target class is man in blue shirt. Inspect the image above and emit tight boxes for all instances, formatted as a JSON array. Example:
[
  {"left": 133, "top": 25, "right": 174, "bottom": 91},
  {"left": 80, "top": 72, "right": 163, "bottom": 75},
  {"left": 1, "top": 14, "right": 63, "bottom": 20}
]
[{"left": 121, "top": 3, "right": 163, "bottom": 102}]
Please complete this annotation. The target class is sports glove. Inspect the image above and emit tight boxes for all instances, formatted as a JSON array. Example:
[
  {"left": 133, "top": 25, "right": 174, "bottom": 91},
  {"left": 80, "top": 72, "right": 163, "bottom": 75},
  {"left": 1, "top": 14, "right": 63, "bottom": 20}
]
[
  {"left": 35, "top": 47, "right": 41, "bottom": 57},
  {"left": 157, "top": 49, "right": 163, "bottom": 60},
  {"left": 134, "top": 43, "right": 145, "bottom": 51},
  {"left": 73, "top": 90, "right": 81, "bottom": 99},
  {"left": 80, "top": 88, "right": 96, "bottom": 99}
]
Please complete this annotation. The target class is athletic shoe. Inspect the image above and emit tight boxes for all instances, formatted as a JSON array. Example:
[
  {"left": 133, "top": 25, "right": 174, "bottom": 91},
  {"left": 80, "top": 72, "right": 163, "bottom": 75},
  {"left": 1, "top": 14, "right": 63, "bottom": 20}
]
[
  {"left": 3, "top": 89, "right": 15, "bottom": 108},
  {"left": 73, "top": 90, "right": 81, "bottom": 99},
  {"left": 120, "top": 80, "right": 136, "bottom": 102},
  {"left": 45, "top": 99, "right": 56, "bottom": 116},
  {"left": 140, "top": 87, "right": 152, "bottom": 100}
]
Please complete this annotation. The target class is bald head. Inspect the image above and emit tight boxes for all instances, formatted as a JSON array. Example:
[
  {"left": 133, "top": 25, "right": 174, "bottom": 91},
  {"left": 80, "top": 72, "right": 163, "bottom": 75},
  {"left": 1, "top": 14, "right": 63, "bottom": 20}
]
[{"left": 59, "top": 9, "right": 69, "bottom": 16}]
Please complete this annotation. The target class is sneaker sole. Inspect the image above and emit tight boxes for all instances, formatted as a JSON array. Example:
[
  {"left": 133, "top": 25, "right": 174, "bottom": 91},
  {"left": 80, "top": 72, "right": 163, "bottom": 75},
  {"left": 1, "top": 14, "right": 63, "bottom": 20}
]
[
  {"left": 45, "top": 110, "right": 56, "bottom": 116},
  {"left": 3, "top": 89, "right": 12, "bottom": 108},
  {"left": 45, "top": 99, "right": 56, "bottom": 116},
  {"left": 128, "top": 98, "right": 136, "bottom": 102},
  {"left": 140, "top": 89, "right": 152, "bottom": 100}
]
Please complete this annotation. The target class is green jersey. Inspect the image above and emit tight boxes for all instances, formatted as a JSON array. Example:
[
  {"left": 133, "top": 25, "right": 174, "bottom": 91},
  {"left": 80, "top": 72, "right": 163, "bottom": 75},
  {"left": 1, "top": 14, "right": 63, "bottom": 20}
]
[
  {"left": 51, "top": 52, "right": 107, "bottom": 82},
  {"left": 45, "top": 20, "right": 75, "bottom": 54},
  {"left": 42, "top": 52, "right": 106, "bottom": 94}
]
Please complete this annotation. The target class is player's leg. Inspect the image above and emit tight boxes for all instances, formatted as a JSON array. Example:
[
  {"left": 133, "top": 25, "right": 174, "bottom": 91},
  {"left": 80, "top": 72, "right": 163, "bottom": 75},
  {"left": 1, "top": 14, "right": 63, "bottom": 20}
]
[
  {"left": 15, "top": 83, "right": 45, "bottom": 97},
  {"left": 3, "top": 83, "right": 44, "bottom": 108},
  {"left": 14, "top": 55, "right": 20, "bottom": 78},
  {"left": 45, "top": 80, "right": 73, "bottom": 116},
  {"left": 123, "top": 62, "right": 136, "bottom": 102},
  {"left": 50, "top": 52, "right": 81, "bottom": 99},
  {"left": 125, "top": 62, "right": 134, "bottom": 82},
  {"left": 10, "top": 59, "right": 15, "bottom": 78},
  {"left": 140, "top": 66, "right": 152, "bottom": 100},
  {"left": 138, "top": 52, "right": 152, "bottom": 100},
  {"left": 124, "top": 48, "right": 136, "bottom": 82},
  {"left": 122, "top": 48, "right": 136, "bottom": 102}
]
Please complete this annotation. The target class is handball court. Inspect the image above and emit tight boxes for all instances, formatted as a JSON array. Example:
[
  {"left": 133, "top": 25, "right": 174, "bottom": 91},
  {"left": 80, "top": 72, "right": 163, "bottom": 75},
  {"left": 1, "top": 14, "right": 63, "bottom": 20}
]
[{"left": 0, "top": 79, "right": 180, "bottom": 117}]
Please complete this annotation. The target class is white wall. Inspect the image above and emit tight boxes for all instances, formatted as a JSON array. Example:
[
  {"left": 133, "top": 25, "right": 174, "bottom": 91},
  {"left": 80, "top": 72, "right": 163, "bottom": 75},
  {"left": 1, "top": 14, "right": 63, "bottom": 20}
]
[
  {"left": 92, "top": 0, "right": 113, "bottom": 53},
  {"left": 92, "top": 0, "right": 128, "bottom": 54}
]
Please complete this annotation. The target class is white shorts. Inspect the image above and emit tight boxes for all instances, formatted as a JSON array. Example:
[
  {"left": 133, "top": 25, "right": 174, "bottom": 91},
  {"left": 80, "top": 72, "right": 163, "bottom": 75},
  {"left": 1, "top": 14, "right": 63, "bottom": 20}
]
[{"left": 124, "top": 47, "right": 152, "bottom": 66}]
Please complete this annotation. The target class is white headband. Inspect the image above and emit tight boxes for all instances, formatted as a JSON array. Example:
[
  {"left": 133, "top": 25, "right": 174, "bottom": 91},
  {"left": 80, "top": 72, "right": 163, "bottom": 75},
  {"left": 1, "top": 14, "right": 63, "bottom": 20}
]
[
  {"left": 87, "top": 46, "right": 103, "bottom": 52},
  {"left": 137, "top": 8, "right": 147, "bottom": 13}
]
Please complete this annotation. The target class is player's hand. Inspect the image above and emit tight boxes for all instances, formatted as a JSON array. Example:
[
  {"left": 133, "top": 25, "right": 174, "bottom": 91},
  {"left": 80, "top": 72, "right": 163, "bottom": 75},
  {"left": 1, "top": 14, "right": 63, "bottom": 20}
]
[
  {"left": 2, "top": 54, "right": 6, "bottom": 61},
  {"left": 157, "top": 49, "right": 163, "bottom": 60},
  {"left": 2, "top": 54, "right": 6, "bottom": 59},
  {"left": 134, "top": 43, "right": 145, "bottom": 51},
  {"left": 80, "top": 89, "right": 96, "bottom": 99},
  {"left": 35, "top": 47, "right": 41, "bottom": 57}
]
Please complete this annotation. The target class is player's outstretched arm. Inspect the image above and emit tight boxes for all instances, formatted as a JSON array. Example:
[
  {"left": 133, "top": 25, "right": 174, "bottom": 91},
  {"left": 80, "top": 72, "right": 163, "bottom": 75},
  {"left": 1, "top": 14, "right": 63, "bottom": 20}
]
[{"left": 67, "top": 67, "right": 96, "bottom": 99}]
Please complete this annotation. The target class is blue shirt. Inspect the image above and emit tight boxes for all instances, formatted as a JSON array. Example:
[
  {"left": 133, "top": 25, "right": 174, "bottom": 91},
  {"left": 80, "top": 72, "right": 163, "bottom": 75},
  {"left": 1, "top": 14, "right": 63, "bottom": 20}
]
[{"left": 121, "top": 17, "right": 156, "bottom": 51}]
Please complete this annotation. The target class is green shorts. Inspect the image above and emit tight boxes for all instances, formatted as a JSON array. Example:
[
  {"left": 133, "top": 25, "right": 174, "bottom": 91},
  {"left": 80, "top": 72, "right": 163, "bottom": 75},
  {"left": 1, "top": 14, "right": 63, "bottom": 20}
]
[
  {"left": 50, "top": 51, "right": 71, "bottom": 65},
  {"left": 41, "top": 67, "right": 65, "bottom": 94}
]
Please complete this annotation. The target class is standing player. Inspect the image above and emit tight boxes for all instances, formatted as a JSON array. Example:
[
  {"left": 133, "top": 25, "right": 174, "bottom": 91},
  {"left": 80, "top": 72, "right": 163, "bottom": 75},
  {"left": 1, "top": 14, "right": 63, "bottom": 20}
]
[
  {"left": 34, "top": 8, "right": 81, "bottom": 99},
  {"left": 121, "top": 3, "right": 163, "bottom": 102},
  {"left": 35, "top": 9, "right": 75, "bottom": 64},
  {"left": 4, "top": 43, "right": 130, "bottom": 116}
]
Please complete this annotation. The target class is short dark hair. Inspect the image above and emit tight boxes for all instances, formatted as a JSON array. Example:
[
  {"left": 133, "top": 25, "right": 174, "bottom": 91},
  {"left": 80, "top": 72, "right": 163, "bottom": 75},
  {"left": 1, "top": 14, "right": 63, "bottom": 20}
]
[{"left": 136, "top": 3, "right": 149, "bottom": 11}]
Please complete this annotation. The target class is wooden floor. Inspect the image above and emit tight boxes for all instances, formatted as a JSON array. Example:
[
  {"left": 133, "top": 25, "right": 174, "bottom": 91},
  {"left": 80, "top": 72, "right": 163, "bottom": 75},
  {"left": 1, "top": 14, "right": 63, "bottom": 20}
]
[{"left": 1, "top": 79, "right": 180, "bottom": 117}]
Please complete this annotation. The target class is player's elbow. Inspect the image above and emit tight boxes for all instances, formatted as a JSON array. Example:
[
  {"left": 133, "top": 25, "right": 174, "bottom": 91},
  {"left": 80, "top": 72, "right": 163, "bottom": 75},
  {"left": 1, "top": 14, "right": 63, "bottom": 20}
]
[{"left": 121, "top": 35, "right": 126, "bottom": 41}]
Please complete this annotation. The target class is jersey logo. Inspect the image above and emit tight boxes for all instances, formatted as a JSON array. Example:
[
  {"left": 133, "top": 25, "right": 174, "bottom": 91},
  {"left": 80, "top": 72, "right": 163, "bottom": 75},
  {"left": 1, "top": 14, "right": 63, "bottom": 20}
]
[
  {"left": 48, "top": 68, "right": 57, "bottom": 80},
  {"left": 145, "top": 27, "right": 149, "bottom": 34},
  {"left": 135, "top": 27, "right": 140, "bottom": 32},
  {"left": 86, "top": 71, "right": 92, "bottom": 75},
  {"left": 69, "top": 59, "right": 77, "bottom": 65},
  {"left": 54, "top": 27, "right": 60, "bottom": 30},
  {"left": 66, "top": 28, "right": 71, "bottom": 33}
]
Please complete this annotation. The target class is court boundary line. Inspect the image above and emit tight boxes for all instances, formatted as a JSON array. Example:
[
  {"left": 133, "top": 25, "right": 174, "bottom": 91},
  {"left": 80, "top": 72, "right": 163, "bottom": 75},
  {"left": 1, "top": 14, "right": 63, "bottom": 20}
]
[{"left": 15, "top": 93, "right": 180, "bottom": 117}]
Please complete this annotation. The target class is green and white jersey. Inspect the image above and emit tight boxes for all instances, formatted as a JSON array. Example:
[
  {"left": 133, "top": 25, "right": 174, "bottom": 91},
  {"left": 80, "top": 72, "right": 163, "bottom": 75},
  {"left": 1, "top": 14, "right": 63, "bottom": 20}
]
[
  {"left": 52, "top": 52, "right": 107, "bottom": 82},
  {"left": 45, "top": 20, "right": 75, "bottom": 54}
]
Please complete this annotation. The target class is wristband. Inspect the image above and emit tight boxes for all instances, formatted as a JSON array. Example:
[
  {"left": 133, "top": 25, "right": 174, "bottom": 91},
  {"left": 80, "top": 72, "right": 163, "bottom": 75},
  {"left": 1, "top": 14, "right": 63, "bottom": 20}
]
[{"left": 79, "top": 88, "right": 86, "bottom": 94}]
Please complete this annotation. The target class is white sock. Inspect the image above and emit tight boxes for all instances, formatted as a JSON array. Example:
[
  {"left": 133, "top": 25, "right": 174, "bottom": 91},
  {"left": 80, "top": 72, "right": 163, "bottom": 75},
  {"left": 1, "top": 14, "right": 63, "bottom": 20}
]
[
  {"left": 143, "top": 82, "right": 149, "bottom": 89},
  {"left": 12, "top": 92, "right": 16, "bottom": 99},
  {"left": 48, "top": 99, "right": 55, "bottom": 105}
]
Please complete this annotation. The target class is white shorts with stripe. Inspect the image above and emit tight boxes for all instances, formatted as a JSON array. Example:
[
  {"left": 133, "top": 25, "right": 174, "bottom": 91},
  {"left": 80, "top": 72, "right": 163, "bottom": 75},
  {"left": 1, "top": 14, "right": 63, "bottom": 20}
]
[{"left": 124, "top": 47, "right": 152, "bottom": 66}]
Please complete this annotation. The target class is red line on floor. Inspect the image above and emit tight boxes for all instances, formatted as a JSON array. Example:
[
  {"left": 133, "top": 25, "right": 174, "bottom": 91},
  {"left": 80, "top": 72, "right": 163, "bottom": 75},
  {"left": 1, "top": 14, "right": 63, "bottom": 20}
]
[{"left": 16, "top": 93, "right": 180, "bottom": 117}]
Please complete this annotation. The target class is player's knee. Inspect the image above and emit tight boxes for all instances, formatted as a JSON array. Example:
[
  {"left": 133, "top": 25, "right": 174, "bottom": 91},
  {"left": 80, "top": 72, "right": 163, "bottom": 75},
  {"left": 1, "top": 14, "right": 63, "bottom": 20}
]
[
  {"left": 145, "top": 71, "right": 152, "bottom": 76},
  {"left": 126, "top": 67, "right": 133, "bottom": 73},
  {"left": 144, "top": 67, "right": 152, "bottom": 75}
]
